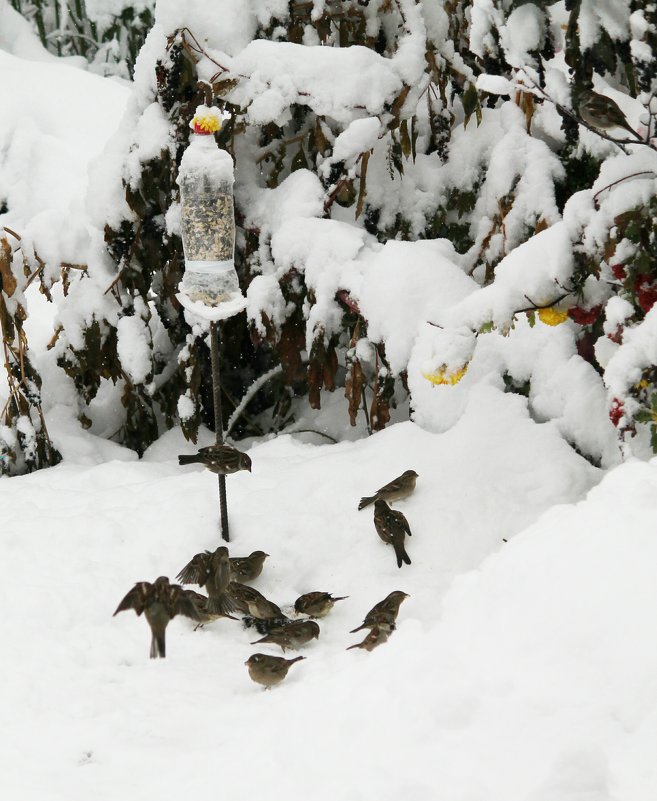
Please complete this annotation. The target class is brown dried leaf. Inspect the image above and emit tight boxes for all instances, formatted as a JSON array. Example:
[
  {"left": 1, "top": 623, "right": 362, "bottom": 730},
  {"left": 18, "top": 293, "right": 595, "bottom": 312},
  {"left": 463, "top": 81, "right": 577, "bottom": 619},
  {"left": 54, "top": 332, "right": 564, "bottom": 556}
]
[
  {"left": 534, "top": 217, "right": 549, "bottom": 234},
  {"left": 0, "top": 237, "right": 17, "bottom": 298},
  {"left": 400, "top": 119, "right": 411, "bottom": 159},
  {"left": 370, "top": 392, "right": 391, "bottom": 431},
  {"left": 521, "top": 91, "right": 535, "bottom": 133},
  {"left": 323, "top": 344, "right": 338, "bottom": 392},
  {"left": 279, "top": 320, "right": 306, "bottom": 385},
  {"left": 211, "top": 78, "right": 239, "bottom": 96},
  {"left": 345, "top": 361, "right": 364, "bottom": 427},
  {"left": 390, "top": 84, "right": 411, "bottom": 124},
  {"left": 308, "top": 359, "right": 322, "bottom": 409}
]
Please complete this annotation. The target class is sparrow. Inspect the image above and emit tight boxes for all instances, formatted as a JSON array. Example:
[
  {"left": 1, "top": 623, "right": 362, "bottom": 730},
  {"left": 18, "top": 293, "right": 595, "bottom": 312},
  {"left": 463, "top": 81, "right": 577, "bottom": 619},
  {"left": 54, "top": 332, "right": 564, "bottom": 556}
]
[
  {"left": 245, "top": 653, "right": 305, "bottom": 689},
  {"left": 373, "top": 499, "right": 412, "bottom": 568},
  {"left": 349, "top": 590, "right": 409, "bottom": 634},
  {"left": 294, "top": 592, "right": 349, "bottom": 619},
  {"left": 113, "top": 576, "right": 201, "bottom": 658},
  {"left": 250, "top": 619, "right": 320, "bottom": 652},
  {"left": 229, "top": 582, "right": 287, "bottom": 621},
  {"left": 577, "top": 89, "right": 637, "bottom": 137},
  {"left": 358, "top": 469, "right": 418, "bottom": 510},
  {"left": 347, "top": 626, "right": 390, "bottom": 652},
  {"left": 178, "top": 443, "right": 252, "bottom": 475},
  {"left": 229, "top": 550, "right": 269, "bottom": 583},
  {"left": 176, "top": 546, "right": 235, "bottom": 616},
  {"left": 182, "top": 589, "right": 237, "bottom": 629}
]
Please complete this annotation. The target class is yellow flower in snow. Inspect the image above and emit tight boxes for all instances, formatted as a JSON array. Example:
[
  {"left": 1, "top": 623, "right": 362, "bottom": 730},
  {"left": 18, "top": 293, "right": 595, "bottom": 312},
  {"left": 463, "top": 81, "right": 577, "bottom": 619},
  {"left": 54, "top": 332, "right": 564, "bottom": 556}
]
[
  {"left": 423, "top": 365, "right": 468, "bottom": 386},
  {"left": 537, "top": 307, "right": 568, "bottom": 326}
]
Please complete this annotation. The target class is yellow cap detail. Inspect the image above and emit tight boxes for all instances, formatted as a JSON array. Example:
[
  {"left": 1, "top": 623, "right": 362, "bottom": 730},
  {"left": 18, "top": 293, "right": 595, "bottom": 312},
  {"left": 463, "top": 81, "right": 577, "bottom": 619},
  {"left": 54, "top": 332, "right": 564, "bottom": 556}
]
[
  {"left": 422, "top": 365, "right": 468, "bottom": 386},
  {"left": 537, "top": 307, "right": 568, "bottom": 326},
  {"left": 192, "top": 113, "right": 222, "bottom": 134}
]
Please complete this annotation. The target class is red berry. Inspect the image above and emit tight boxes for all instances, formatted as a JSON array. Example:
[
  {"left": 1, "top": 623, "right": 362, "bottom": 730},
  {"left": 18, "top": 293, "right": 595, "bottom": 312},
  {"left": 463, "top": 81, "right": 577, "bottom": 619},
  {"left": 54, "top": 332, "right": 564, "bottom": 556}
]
[
  {"left": 607, "top": 326, "right": 623, "bottom": 344},
  {"left": 568, "top": 305, "right": 602, "bottom": 326},
  {"left": 635, "top": 275, "right": 657, "bottom": 313},
  {"left": 609, "top": 398, "right": 625, "bottom": 428},
  {"left": 611, "top": 263, "right": 626, "bottom": 281}
]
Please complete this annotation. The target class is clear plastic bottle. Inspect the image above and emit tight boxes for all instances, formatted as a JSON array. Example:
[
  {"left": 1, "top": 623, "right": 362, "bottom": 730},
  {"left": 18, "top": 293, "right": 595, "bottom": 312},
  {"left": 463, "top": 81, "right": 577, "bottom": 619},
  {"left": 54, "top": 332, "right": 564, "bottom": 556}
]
[{"left": 177, "top": 107, "right": 241, "bottom": 306}]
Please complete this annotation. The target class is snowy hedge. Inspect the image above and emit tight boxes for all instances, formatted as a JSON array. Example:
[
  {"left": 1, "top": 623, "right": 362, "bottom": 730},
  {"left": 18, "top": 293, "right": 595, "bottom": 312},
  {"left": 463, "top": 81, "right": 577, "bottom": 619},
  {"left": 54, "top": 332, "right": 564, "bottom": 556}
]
[{"left": 2, "top": 0, "right": 657, "bottom": 471}]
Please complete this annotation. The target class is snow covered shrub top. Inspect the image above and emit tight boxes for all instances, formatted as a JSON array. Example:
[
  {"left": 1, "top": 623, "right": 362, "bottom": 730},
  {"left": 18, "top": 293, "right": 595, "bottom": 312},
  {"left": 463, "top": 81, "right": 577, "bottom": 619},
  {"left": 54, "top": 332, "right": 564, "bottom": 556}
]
[{"left": 4, "top": 0, "right": 657, "bottom": 469}]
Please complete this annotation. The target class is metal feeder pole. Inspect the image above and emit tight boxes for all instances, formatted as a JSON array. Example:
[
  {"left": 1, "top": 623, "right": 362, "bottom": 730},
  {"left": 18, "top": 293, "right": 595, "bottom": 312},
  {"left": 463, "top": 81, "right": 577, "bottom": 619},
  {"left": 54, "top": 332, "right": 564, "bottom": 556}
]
[{"left": 210, "top": 320, "right": 229, "bottom": 542}]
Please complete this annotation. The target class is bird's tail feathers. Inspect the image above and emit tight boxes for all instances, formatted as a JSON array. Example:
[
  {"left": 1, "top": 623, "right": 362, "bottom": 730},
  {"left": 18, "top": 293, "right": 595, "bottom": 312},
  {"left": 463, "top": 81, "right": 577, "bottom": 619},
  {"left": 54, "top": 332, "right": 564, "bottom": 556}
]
[
  {"left": 178, "top": 454, "right": 201, "bottom": 466},
  {"left": 151, "top": 633, "right": 166, "bottom": 658},
  {"left": 395, "top": 544, "right": 412, "bottom": 568},
  {"left": 288, "top": 656, "right": 305, "bottom": 665},
  {"left": 206, "top": 594, "right": 235, "bottom": 617},
  {"left": 349, "top": 624, "right": 366, "bottom": 634},
  {"left": 358, "top": 496, "right": 375, "bottom": 510}
]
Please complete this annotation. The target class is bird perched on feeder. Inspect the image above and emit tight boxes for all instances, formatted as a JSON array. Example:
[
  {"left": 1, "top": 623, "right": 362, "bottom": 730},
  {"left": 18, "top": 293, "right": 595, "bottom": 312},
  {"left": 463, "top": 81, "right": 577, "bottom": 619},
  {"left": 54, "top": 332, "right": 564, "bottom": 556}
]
[
  {"left": 373, "top": 499, "right": 412, "bottom": 568},
  {"left": 294, "top": 591, "right": 349, "bottom": 619},
  {"left": 250, "top": 619, "right": 320, "bottom": 652},
  {"left": 577, "top": 89, "right": 638, "bottom": 138},
  {"left": 113, "top": 576, "right": 201, "bottom": 658},
  {"left": 358, "top": 469, "right": 418, "bottom": 510},
  {"left": 178, "top": 443, "right": 252, "bottom": 475},
  {"left": 176, "top": 546, "right": 235, "bottom": 616},
  {"left": 347, "top": 626, "right": 390, "bottom": 652},
  {"left": 229, "top": 550, "right": 269, "bottom": 583},
  {"left": 349, "top": 590, "right": 409, "bottom": 634},
  {"left": 245, "top": 653, "right": 305, "bottom": 689}
]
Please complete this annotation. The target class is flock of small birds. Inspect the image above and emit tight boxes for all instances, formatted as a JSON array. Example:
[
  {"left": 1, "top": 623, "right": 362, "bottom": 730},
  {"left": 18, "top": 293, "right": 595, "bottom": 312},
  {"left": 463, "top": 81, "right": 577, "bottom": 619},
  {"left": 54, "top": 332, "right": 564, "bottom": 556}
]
[{"left": 113, "top": 442, "right": 418, "bottom": 689}]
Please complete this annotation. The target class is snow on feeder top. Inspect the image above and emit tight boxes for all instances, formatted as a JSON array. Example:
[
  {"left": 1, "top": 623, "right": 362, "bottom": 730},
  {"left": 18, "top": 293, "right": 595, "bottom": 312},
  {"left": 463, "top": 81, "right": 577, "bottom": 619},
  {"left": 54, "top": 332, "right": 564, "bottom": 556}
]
[{"left": 176, "top": 105, "right": 246, "bottom": 321}]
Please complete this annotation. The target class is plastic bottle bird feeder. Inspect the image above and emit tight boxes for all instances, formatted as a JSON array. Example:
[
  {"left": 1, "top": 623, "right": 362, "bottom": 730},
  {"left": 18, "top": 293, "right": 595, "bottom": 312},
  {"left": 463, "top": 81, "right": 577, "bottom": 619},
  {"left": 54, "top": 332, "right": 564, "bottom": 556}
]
[{"left": 176, "top": 105, "right": 246, "bottom": 321}]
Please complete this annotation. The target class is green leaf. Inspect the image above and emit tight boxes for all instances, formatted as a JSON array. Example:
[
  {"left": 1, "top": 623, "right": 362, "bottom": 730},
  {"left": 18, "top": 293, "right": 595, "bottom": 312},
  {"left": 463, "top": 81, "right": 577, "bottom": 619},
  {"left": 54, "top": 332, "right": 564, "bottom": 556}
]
[
  {"left": 462, "top": 83, "right": 480, "bottom": 129},
  {"left": 291, "top": 144, "right": 308, "bottom": 172}
]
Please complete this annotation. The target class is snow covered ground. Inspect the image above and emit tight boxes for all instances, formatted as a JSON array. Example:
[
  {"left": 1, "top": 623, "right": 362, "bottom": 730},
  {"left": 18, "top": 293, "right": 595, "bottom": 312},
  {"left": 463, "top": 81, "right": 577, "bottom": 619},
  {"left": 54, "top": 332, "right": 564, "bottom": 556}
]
[{"left": 3, "top": 386, "right": 657, "bottom": 800}]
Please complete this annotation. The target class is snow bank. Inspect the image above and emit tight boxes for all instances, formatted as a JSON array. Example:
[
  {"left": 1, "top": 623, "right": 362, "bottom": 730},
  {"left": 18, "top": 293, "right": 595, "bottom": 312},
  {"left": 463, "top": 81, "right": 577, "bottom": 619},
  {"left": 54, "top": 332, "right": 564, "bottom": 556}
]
[{"left": 0, "top": 402, "right": 606, "bottom": 800}]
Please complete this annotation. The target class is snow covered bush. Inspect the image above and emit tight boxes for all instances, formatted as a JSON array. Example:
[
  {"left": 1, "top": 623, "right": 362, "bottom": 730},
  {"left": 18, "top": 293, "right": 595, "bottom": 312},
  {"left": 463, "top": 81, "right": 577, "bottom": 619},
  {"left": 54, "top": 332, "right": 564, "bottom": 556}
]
[
  {"left": 5, "top": 0, "right": 657, "bottom": 466},
  {"left": 0, "top": 230, "right": 60, "bottom": 474},
  {"left": 8, "top": 0, "right": 153, "bottom": 77}
]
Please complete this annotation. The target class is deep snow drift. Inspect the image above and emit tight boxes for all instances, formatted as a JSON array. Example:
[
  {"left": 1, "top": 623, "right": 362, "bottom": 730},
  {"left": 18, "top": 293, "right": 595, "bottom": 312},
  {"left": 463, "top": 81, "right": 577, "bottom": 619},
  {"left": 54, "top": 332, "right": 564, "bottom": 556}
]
[{"left": 3, "top": 387, "right": 657, "bottom": 801}]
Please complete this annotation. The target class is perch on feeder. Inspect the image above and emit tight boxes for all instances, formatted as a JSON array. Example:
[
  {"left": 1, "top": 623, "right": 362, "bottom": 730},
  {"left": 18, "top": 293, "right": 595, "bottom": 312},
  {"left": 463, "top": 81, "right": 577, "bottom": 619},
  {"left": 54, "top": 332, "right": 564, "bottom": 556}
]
[{"left": 176, "top": 105, "right": 248, "bottom": 542}]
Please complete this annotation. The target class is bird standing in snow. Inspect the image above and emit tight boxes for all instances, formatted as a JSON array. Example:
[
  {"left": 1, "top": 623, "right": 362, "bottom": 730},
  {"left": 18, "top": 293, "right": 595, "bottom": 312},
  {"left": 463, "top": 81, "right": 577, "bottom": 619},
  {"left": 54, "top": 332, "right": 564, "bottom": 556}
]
[
  {"left": 176, "top": 546, "right": 235, "bottom": 616},
  {"left": 229, "top": 550, "right": 269, "bottom": 583},
  {"left": 250, "top": 619, "right": 320, "bottom": 652},
  {"left": 229, "top": 582, "right": 288, "bottom": 622},
  {"left": 349, "top": 590, "right": 409, "bottom": 634},
  {"left": 113, "top": 576, "right": 201, "bottom": 658},
  {"left": 294, "top": 591, "right": 349, "bottom": 619},
  {"left": 373, "top": 500, "right": 412, "bottom": 568},
  {"left": 347, "top": 626, "right": 390, "bottom": 652},
  {"left": 358, "top": 469, "right": 418, "bottom": 510},
  {"left": 178, "top": 443, "right": 252, "bottom": 475},
  {"left": 577, "top": 89, "right": 638, "bottom": 138},
  {"left": 182, "top": 589, "right": 237, "bottom": 629},
  {"left": 245, "top": 653, "right": 305, "bottom": 689}
]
